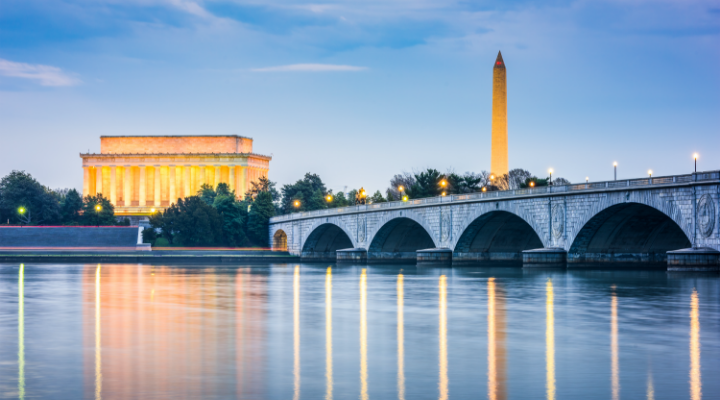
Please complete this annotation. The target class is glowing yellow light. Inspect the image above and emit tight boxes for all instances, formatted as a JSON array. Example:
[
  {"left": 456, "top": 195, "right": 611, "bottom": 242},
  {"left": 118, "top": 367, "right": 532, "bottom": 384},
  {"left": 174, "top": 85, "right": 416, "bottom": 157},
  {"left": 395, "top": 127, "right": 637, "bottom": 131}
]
[
  {"left": 611, "top": 287, "right": 619, "bottom": 400},
  {"left": 690, "top": 289, "right": 701, "bottom": 400},
  {"left": 360, "top": 269, "right": 368, "bottom": 400},
  {"left": 546, "top": 279, "right": 555, "bottom": 400},
  {"left": 294, "top": 266, "right": 300, "bottom": 400},
  {"left": 326, "top": 195, "right": 333, "bottom": 202},
  {"left": 440, "top": 180, "right": 447, "bottom": 187},
  {"left": 398, "top": 186, "right": 404, "bottom": 192},
  {"left": 402, "top": 196, "right": 409, "bottom": 202},
  {"left": 326, "top": 268, "right": 333, "bottom": 400},
  {"left": 439, "top": 275, "right": 448, "bottom": 400},
  {"left": 294, "top": 200, "right": 300, "bottom": 207},
  {"left": 586, "top": 177, "right": 589, "bottom": 182},
  {"left": 397, "top": 274, "right": 405, "bottom": 400},
  {"left": 548, "top": 168, "right": 553, "bottom": 174},
  {"left": 693, "top": 153, "right": 699, "bottom": 160},
  {"left": 150, "top": 208, "right": 156, "bottom": 213},
  {"left": 490, "top": 174, "right": 495, "bottom": 180},
  {"left": 648, "top": 170, "right": 653, "bottom": 177},
  {"left": 95, "top": 205, "right": 102, "bottom": 211},
  {"left": 18, "top": 207, "right": 25, "bottom": 214},
  {"left": 482, "top": 187, "right": 487, "bottom": 192},
  {"left": 529, "top": 182, "right": 535, "bottom": 188},
  {"left": 613, "top": 161, "right": 618, "bottom": 167},
  {"left": 441, "top": 192, "right": 446, "bottom": 196}
]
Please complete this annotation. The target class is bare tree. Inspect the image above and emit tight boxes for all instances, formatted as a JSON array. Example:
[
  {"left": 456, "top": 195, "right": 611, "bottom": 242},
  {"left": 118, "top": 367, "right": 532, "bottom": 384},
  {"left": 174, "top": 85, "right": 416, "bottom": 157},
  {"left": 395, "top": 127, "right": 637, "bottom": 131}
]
[{"left": 387, "top": 172, "right": 416, "bottom": 200}]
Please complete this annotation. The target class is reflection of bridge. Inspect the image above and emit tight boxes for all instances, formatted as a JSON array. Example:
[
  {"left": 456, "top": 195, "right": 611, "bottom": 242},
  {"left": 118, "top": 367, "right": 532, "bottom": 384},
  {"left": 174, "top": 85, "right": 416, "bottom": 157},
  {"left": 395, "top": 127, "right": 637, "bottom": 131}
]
[{"left": 270, "top": 171, "right": 720, "bottom": 269}]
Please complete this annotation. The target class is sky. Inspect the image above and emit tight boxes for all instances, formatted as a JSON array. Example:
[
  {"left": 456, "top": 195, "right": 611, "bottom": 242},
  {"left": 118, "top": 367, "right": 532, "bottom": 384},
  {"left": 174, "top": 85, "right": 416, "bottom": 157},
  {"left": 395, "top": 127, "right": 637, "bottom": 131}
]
[{"left": 1, "top": 0, "right": 719, "bottom": 194}]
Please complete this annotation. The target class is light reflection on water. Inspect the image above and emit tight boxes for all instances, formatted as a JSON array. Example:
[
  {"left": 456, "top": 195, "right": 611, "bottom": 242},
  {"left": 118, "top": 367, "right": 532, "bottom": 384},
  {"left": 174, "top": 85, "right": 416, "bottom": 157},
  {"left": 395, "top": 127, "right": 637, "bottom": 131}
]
[{"left": 1, "top": 263, "right": 719, "bottom": 400}]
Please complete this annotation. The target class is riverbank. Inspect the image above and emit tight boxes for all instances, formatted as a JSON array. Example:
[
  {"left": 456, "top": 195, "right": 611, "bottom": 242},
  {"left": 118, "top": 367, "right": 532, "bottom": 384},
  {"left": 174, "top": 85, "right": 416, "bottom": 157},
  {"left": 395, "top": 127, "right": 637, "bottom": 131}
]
[{"left": 0, "top": 249, "right": 299, "bottom": 264}]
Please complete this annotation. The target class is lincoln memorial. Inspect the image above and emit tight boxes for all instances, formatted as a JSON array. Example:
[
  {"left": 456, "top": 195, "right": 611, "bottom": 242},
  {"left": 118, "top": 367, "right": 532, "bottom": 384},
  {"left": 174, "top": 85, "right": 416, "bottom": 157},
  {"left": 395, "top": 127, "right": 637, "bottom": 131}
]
[{"left": 80, "top": 135, "right": 271, "bottom": 216}]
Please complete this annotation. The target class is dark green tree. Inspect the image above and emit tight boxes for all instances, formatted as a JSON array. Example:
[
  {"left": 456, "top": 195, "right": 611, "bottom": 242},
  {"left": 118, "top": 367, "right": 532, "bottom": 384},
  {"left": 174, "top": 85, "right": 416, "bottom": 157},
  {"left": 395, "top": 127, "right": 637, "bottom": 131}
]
[
  {"left": 214, "top": 193, "right": 248, "bottom": 246},
  {"left": 369, "top": 190, "right": 386, "bottom": 203},
  {"left": 82, "top": 194, "right": 116, "bottom": 226},
  {"left": 280, "top": 173, "right": 328, "bottom": 214},
  {"left": 248, "top": 191, "right": 275, "bottom": 247},
  {"left": 149, "top": 203, "right": 180, "bottom": 244},
  {"left": 198, "top": 183, "right": 217, "bottom": 205},
  {"left": 173, "top": 196, "right": 223, "bottom": 246},
  {"left": 407, "top": 169, "right": 444, "bottom": 198},
  {"left": 60, "top": 189, "right": 84, "bottom": 225},
  {"left": 330, "top": 191, "right": 349, "bottom": 208},
  {"left": 0, "top": 170, "right": 62, "bottom": 225}
]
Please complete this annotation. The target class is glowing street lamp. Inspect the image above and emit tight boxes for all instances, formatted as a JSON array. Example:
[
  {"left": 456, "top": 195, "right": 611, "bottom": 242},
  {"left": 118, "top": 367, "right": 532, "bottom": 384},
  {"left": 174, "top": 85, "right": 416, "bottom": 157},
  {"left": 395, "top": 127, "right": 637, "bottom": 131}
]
[
  {"left": 482, "top": 187, "right": 487, "bottom": 192},
  {"left": 548, "top": 169, "right": 553, "bottom": 185},
  {"left": 441, "top": 191, "right": 446, "bottom": 197},
  {"left": 18, "top": 207, "right": 26, "bottom": 227},
  {"left": 326, "top": 194, "right": 333, "bottom": 203},
  {"left": 529, "top": 181, "right": 535, "bottom": 188},
  {"left": 95, "top": 204, "right": 102, "bottom": 227},
  {"left": 694, "top": 153, "right": 699, "bottom": 173},
  {"left": 151, "top": 208, "right": 156, "bottom": 213},
  {"left": 402, "top": 195, "right": 409, "bottom": 202},
  {"left": 586, "top": 177, "right": 589, "bottom": 183},
  {"left": 293, "top": 200, "right": 301, "bottom": 208},
  {"left": 613, "top": 162, "right": 618, "bottom": 181},
  {"left": 440, "top": 180, "right": 447, "bottom": 187}
]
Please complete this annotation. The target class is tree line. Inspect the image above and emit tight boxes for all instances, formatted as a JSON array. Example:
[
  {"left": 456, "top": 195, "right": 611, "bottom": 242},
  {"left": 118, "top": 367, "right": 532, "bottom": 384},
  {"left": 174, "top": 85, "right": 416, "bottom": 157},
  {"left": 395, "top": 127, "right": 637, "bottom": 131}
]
[
  {"left": 0, "top": 170, "right": 126, "bottom": 226},
  {"left": 277, "top": 168, "right": 570, "bottom": 215}
]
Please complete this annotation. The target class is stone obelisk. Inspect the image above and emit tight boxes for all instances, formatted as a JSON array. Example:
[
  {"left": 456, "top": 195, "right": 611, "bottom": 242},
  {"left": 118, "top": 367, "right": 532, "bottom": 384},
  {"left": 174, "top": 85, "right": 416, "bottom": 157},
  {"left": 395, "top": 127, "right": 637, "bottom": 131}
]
[{"left": 491, "top": 51, "right": 508, "bottom": 176}]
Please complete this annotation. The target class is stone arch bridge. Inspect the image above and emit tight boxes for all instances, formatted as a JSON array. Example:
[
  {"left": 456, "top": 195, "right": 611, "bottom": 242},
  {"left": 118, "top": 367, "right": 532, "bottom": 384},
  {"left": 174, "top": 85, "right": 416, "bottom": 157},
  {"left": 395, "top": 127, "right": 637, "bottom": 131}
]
[{"left": 269, "top": 171, "right": 720, "bottom": 269}]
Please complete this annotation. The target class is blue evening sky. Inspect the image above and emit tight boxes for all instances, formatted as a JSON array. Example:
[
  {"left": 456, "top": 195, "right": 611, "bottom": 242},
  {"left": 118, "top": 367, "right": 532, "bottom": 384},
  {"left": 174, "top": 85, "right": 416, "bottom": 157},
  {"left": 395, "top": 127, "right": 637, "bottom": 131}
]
[{"left": 1, "top": 0, "right": 718, "bottom": 193}]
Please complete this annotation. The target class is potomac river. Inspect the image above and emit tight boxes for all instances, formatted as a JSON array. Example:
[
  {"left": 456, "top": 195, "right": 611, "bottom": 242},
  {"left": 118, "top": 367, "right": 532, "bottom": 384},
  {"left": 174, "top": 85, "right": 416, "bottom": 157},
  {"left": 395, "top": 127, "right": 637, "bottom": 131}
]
[{"left": 1, "top": 262, "right": 718, "bottom": 400}]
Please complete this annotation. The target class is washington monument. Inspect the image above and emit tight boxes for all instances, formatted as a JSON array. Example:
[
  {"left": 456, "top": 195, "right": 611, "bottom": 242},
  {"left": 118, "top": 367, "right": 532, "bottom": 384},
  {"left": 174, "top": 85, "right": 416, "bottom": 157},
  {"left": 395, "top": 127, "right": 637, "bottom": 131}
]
[{"left": 491, "top": 51, "right": 508, "bottom": 176}]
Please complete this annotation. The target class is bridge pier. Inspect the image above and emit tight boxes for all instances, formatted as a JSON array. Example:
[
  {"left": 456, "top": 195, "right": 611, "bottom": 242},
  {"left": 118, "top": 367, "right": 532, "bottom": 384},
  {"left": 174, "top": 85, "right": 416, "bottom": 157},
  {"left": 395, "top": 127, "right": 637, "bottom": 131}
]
[
  {"left": 522, "top": 248, "right": 567, "bottom": 268},
  {"left": 336, "top": 248, "right": 367, "bottom": 263},
  {"left": 417, "top": 248, "right": 453, "bottom": 265},
  {"left": 667, "top": 248, "right": 720, "bottom": 272}
]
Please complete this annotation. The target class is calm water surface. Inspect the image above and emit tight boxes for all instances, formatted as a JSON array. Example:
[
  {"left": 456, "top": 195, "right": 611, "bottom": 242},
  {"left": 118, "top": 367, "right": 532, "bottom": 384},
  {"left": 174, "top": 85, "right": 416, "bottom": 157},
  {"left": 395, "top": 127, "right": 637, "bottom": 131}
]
[{"left": 0, "top": 263, "right": 718, "bottom": 400}]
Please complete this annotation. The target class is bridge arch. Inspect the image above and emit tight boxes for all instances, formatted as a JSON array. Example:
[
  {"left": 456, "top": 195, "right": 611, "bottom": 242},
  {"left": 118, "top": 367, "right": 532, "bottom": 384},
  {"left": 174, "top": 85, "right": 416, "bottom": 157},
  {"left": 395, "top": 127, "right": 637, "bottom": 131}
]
[
  {"left": 368, "top": 216, "right": 438, "bottom": 263},
  {"left": 272, "top": 229, "right": 288, "bottom": 251},
  {"left": 568, "top": 202, "right": 691, "bottom": 265},
  {"left": 453, "top": 210, "right": 544, "bottom": 263},
  {"left": 301, "top": 221, "right": 355, "bottom": 261}
]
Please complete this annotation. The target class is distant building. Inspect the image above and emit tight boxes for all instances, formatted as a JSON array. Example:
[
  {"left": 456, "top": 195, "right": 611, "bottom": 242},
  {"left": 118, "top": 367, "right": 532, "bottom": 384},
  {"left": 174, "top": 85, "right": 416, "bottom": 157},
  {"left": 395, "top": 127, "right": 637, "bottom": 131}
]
[
  {"left": 80, "top": 135, "right": 271, "bottom": 216},
  {"left": 491, "top": 51, "right": 508, "bottom": 176}
]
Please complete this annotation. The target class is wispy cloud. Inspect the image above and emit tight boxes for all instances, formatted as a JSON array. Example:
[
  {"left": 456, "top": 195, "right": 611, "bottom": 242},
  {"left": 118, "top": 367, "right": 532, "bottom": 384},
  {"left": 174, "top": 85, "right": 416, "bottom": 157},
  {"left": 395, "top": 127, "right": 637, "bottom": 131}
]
[
  {"left": 251, "top": 63, "right": 368, "bottom": 72},
  {"left": 0, "top": 59, "right": 80, "bottom": 86}
]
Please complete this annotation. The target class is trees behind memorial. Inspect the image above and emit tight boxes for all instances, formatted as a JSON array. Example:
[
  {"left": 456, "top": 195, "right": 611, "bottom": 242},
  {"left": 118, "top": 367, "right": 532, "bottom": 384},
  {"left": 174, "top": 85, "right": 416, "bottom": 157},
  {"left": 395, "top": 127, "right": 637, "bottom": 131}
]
[{"left": 0, "top": 170, "right": 127, "bottom": 226}]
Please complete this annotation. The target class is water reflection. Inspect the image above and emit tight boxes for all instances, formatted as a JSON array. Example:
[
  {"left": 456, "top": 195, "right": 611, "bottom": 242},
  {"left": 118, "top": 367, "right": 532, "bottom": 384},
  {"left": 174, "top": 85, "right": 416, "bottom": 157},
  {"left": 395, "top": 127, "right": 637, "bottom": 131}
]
[
  {"left": 326, "top": 267, "right": 333, "bottom": 400},
  {"left": 611, "top": 286, "right": 619, "bottom": 400},
  {"left": 360, "top": 268, "right": 368, "bottom": 400},
  {"left": 95, "top": 265, "right": 102, "bottom": 400},
  {"left": 18, "top": 264, "right": 25, "bottom": 400},
  {"left": 546, "top": 279, "right": 555, "bottom": 400},
  {"left": 646, "top": 371, "right": 654, "bottom": 400},
  {"left": 439, "top": 275, "right": 448, "bottom": 400},
  {"left": 487, "top": 277, "right": 507, "bottom": 400},
  {"left": 690, "top": 289, "right": 701, "bottom": 400},
  {"left": 294, "top": 265, "right": 300, "bottom": 400},
  {"left": 397, "top": 273, "right": 405, "bottom": 400}
]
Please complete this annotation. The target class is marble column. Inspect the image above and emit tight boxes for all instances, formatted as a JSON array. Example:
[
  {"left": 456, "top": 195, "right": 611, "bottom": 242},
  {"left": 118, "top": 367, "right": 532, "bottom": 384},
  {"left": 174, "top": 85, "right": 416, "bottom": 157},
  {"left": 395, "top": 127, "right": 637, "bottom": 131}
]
[
  {"left": 139, "top": 165, "right": 146, "bottom": 207},
  {"left": 110, "top": 166, "right": 117, "bottom": 205},
  {"left": 154, "top": 165, "right": 161, "bottom": 207},
  {"left": 169, "top": 165, "right": 176, "bottom": 204},
  {"left": 184, "top": 165, "right": 191, "bottom": 199},
  {"left": 239, "top": 166, "right": 247, "bottom": 199},
  {"left": 82, "top": 166, "right": 90, "bottom": 197},
  {"left": 124, "top": 166, "right": 132, "bottom": 206},
  {"left": 199, "top": 165, "right": 206, "bottom": 190},
  {"left": 95, "top": 166, "right": 103, "bottom": 196},
  {"left": 229, "top": 165, "right": 236, "bottom": 196},
  {"left": 214, "top": 165, "right": 221, "bottom": 189}
]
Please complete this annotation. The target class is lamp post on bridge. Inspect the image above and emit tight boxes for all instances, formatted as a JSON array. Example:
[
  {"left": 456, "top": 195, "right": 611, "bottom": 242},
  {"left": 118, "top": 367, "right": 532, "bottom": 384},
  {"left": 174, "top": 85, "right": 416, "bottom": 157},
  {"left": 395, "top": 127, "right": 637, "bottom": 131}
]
[
  {"left": 613, "top": 162, "right": 617, "bottom": 181},
  {"left": 694, "top": 153, "right": 698, "bottom": 173}
]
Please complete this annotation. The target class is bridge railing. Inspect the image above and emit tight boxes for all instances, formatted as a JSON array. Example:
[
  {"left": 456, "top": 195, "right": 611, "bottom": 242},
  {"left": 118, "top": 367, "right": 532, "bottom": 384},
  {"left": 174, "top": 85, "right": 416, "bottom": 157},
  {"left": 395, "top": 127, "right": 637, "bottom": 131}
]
[{"left": 269, "top": 170, "right": 719, "bottom": 223}]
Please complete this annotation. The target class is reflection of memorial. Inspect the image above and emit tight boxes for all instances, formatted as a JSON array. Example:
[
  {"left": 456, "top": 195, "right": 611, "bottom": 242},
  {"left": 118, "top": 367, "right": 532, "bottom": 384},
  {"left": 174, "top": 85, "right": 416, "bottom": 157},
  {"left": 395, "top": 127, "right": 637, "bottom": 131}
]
[
  {"left": 80, "top": 136, "right": 271, "bottom": 216},
  {"left": 82, "top": 265, "right": 267, "bottom": 398},
  {"left": 487, "top": 277, "right": 507, "bottom": 400}
]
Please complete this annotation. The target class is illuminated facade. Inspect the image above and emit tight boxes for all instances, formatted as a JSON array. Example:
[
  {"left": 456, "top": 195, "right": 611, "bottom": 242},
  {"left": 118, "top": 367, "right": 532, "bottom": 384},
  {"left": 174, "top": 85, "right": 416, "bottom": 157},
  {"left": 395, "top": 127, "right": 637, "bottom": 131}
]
[
  {"left": 491, "top": 51, "right": 508, "bottom": 176},
  {"left": 80, "top": 135, "right": 271, "bottom": 216}
]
